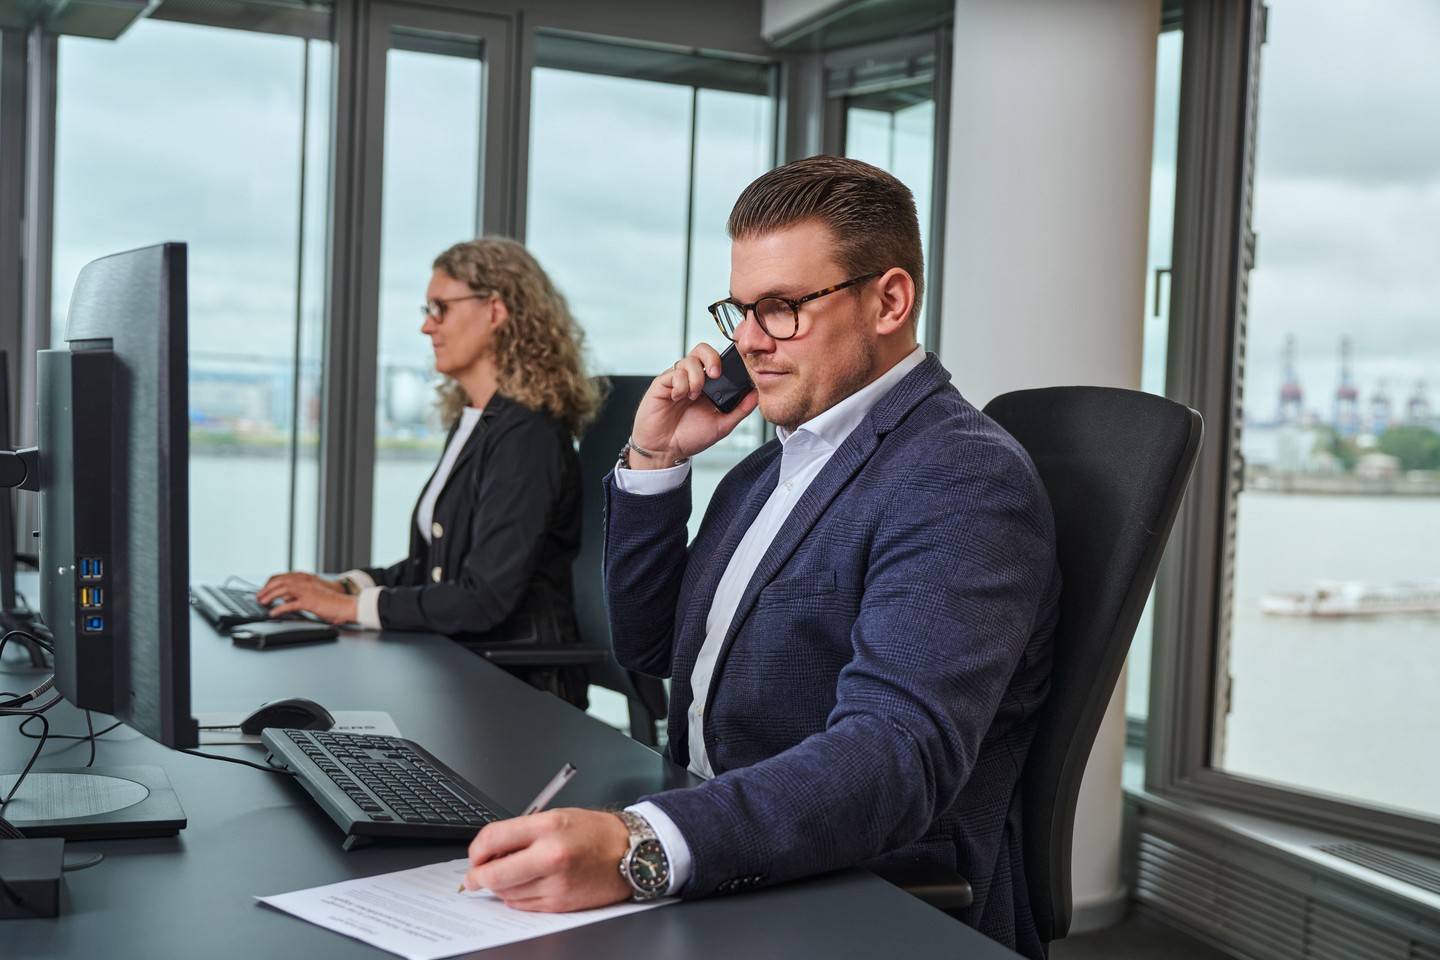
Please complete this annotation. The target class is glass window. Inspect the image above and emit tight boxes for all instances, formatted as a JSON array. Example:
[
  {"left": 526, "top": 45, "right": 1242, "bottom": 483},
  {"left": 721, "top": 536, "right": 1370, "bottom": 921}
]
[
  {"left": 827, "top": 35, "right": 943, "bottom": 348},
  {"left": 1126, "top": 26, "right": 1185, "bottom": 724},
  {"left": 52, "top": 19, "right": 330, "bottom": 580},
  {"left": 1219, "top": 0, "right": 1440, "bottom": 819},
  {"left": 845, "top": 96, "right": 935, "bottom": 345},
  {"left": 370, "top": 37, "right": 484, "bottom": 566},
  {"left": 527, "top": 37, "right": 776, "bottom": 523}
]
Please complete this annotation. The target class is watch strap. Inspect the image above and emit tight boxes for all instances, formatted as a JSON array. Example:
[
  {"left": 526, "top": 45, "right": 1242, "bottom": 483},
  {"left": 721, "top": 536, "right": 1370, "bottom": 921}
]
[{"left": 616, "top": 810, "right": 668, "bottom": 900}]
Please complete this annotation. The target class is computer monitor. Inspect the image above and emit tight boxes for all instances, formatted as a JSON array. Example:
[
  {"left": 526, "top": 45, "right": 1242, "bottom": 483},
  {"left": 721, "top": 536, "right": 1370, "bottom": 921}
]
[{"left": 0, "top": 242, "right": 198, "bottom": 838}]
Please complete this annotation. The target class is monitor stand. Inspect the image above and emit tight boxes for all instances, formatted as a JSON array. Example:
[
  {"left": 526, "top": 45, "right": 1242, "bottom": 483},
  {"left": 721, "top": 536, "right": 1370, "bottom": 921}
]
[{"left": 0, "top": 766, "right": 187, "bottom": 839}]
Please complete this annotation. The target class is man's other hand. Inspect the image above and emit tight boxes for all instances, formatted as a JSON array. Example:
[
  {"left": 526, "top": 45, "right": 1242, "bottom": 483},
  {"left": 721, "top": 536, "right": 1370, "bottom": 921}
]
[{"left": 461, "top": 808, "right": 633, "bottom": 912}]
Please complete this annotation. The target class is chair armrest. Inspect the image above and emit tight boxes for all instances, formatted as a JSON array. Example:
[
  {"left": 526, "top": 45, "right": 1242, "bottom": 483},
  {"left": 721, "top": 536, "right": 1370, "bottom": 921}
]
[
  {"left": 467, "top": 642, "right": 608, "bottom": 668},
  {"left": 865, "top": 861, "right": 974, "bottom": 912}
]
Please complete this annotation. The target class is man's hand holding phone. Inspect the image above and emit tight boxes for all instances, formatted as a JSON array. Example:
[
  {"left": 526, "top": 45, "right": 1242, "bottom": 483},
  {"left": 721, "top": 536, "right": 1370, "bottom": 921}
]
[{"left": 627, "top": 343, "right": 757, "bottom": 469}]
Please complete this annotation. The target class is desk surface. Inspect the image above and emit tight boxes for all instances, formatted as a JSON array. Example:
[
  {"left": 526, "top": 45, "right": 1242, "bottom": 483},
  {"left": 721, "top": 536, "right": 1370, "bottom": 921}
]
[{"left": 1, "top": 609, "right": 1020, "bottom": 960}]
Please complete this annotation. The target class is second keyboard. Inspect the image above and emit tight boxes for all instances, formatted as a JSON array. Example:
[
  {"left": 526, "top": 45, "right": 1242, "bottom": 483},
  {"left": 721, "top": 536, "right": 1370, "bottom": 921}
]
[{"left": 262, "top": 728, "right": 512, "bottom": 848}]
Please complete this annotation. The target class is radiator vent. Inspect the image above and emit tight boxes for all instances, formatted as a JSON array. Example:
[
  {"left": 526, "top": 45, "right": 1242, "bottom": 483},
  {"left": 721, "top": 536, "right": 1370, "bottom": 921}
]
[
  {"left": 1134, "top": 819, "right": 1440, "bottom": 960},
  {"left": 1315, "top": 843, "right": 1440, "bottom": 898}
]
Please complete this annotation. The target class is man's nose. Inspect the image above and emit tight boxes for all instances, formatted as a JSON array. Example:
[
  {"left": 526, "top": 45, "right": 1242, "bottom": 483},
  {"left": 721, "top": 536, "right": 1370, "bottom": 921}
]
[{"left": 733, "top": 309, "right": 774, "bottom": 353}]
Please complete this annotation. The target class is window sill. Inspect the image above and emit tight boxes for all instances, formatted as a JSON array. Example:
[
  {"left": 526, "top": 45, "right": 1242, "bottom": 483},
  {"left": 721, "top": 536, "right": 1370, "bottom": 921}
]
[{"left": 1121, "top": 772, "right": 1440, "bottom": 956}]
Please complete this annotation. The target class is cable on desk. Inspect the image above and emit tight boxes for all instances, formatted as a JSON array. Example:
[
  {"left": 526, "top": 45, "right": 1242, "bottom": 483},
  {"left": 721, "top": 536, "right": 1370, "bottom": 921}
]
[
  {"left": 0, "top": 675, "right": 57, "bottom": 712},
  {"left": 0, "top": 712, "right": 50, "bottom": 815},
  {"left": 178, "top": 748, "right": 298, "bottom": 776},
  {"left": 0, "top": 627, "right": 54, "bottom": 659},
  {"left": 18, "top": 714, "right": 123, "bottom": 747}
]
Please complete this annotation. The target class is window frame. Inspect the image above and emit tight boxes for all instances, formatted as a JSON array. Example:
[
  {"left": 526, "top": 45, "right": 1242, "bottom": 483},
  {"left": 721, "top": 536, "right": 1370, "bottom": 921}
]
[
  {"left": 1147, "top": 0, "right": 1440, "bottom": 857},
  {"left": 781, "top": 29, "right": 951, "bottom": 354}
]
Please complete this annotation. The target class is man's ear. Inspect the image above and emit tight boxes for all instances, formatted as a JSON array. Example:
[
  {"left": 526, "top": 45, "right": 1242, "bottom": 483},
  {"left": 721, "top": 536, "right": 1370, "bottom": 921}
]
[{"left": 873, "top": 268, "right": 915, "bottom": 337}]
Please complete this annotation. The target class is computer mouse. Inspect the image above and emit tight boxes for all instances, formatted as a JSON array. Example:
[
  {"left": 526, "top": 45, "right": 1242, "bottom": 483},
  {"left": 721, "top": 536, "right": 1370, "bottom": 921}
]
[{"left": 239, "top": 697, "right": 336, "bottom": 735}]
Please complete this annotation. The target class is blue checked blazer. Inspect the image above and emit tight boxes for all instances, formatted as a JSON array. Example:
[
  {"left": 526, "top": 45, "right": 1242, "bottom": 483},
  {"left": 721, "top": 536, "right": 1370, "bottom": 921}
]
[{"left": 604, "top": 355, "right": 1060, "bottom": 958}]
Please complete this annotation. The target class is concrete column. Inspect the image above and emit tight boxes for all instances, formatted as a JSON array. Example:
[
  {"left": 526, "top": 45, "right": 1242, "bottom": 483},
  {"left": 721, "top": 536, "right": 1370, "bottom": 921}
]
[{"left": 938, "top": 0, "right": 1159, "bottom": 932}]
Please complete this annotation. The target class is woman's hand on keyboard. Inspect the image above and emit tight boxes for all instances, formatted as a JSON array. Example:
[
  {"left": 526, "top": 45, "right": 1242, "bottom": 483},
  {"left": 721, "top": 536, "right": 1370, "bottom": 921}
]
[{"left": 258, "top": 572, "right": 357, "bottom": 625}]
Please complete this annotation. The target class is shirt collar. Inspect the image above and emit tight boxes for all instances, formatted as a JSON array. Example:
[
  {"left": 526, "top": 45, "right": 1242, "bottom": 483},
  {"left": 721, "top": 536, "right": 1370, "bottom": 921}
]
[{"left": 777, "top": 344, "right": 927, "bottom": 451}]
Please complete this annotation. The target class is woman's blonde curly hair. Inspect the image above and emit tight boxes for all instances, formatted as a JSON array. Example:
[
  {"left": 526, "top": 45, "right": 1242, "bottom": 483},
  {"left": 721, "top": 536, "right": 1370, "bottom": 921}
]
[{"left": 431, "top": 238, "right": 604, "bottom": 436}]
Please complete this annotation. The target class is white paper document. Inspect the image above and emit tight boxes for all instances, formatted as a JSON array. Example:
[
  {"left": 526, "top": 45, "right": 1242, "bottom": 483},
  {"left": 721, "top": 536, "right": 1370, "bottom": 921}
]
[{"left": 258, "top": 858, "right": 674, "bottom": 960}]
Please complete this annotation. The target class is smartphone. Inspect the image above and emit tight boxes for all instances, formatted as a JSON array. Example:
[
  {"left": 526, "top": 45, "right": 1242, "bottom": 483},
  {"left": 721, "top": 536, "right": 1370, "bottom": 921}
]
[
  {"left": 231, "top": 620, "right": 339, "bottom": 650},
  {"left": 700, "top": 344, "right": 754, "bottom": 414}
]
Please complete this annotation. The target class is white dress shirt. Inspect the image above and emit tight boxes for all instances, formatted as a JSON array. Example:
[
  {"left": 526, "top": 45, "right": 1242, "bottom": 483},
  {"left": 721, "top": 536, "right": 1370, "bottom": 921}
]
[{"left": 617, "top": 345, "right": 925, "bottom": 894}]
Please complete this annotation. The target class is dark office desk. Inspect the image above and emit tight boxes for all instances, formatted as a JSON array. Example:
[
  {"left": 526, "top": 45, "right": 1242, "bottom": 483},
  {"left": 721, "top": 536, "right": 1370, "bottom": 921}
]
[{"left": 1, "top": 611, "right": 1021, "bottom": 959}]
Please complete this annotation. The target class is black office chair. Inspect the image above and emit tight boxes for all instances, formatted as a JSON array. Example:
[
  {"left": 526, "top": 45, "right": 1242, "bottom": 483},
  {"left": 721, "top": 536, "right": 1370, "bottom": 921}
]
[
  {"left": 476, "top": 376, "right": 668, "bottom": 744},
  {"left": 876, "top": 386, "right": 1202, "bottom": 950},
  {"left": 570, "top": 376, "right": 669, "bottom": 745}
]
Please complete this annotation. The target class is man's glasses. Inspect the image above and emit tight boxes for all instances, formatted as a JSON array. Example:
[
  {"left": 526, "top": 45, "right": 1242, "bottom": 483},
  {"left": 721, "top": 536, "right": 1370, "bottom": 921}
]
[
  {"left": 421, "top": 292, "right": 491, "bottom": 321},
  {"left": 707, "top": 272, "right": 882, "bottom": 341}
]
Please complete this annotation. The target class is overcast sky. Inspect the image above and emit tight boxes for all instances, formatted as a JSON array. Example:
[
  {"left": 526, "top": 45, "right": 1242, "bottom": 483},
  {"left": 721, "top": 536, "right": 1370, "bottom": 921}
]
[
  {"left": 1243, "top": 0, "right": 1440, "bottom": 423},
  {"left": 47, "top": 2, "right": 1438, "bottom": 431}
]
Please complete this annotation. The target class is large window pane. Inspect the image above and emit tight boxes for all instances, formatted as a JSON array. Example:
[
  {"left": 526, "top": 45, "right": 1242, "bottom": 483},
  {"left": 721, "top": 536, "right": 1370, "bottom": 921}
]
[
  {"left": 370, "top": 39, "right": 483, "bottom": 566},
  {"left": 1221, "top": 0, "right": 1440, "bottom": 818},
  {"left": 527, "top": 42, "right": 775, "bottom": 526},
  {"left": 53, "top": 20, "right": 329, "bottom": 580},
  {"left": 528, "top": 66, "right": 691, "bottom": 374}
]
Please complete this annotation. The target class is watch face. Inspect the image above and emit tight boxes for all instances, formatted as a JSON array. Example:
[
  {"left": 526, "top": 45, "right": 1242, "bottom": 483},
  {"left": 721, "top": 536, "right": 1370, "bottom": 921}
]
[{"left": 627, "top": 839, "right": 669, "bottom": 892}]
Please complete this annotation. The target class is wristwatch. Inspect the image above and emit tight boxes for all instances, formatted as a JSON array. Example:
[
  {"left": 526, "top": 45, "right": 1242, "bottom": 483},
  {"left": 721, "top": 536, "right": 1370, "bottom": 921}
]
[{"left": 616, "top": 810, "right": 670, "bottom": 900}]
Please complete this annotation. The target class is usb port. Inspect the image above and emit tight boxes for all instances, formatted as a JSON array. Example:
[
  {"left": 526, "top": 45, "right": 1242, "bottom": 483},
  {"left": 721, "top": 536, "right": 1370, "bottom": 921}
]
[
  {"left": 83, "top": 615, "right": 104, "bottom": 632},
  {"left": 80, "top": 587, "right": 104, "bottom": 608},
  {"left": 80, "top": 558, "right": 104, "bottom": 579}
]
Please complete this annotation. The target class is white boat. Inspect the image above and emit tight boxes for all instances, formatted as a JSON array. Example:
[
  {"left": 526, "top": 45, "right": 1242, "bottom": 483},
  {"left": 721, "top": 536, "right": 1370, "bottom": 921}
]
[{"left": 1260, "top": 579, "right": 1440, "bottom": 617}]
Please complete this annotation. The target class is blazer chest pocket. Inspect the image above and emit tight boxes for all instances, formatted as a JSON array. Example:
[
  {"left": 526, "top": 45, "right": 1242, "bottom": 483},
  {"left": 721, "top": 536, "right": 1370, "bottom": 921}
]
[{"left": 758, "top": 570, "right": 837, "bottom": 605}]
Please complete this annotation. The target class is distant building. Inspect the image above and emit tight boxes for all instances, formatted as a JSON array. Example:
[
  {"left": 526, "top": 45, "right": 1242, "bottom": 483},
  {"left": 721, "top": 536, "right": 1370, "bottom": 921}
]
[{"left": 1355, "top": 452, "right": 1401, "bottom": 480}]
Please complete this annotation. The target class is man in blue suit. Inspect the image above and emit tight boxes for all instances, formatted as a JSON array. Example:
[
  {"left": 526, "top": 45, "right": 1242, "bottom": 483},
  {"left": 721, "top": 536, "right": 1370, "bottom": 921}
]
[{"left": 464, "top": 156, "right": 1060, "bottom": 958}]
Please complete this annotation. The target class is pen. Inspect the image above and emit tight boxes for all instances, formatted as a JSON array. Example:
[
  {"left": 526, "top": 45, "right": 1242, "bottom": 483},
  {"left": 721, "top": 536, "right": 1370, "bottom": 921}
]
[
  {"left": 521, "top": 762, "right": 578, "bottom": 816},
  {"left": 459, "top": 762, "right": 577, "bottom": 892}
]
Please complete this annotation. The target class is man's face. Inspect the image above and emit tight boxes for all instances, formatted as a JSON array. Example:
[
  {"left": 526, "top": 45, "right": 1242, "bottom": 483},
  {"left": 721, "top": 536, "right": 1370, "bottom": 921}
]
[{"left": 729, "top": 220, "right": 881, "bottom": 431}]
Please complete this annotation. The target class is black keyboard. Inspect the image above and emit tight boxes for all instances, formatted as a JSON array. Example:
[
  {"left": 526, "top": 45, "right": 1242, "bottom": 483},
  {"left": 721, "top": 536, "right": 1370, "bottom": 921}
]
[
  {"left": 261, "top": 728, "right": 511, "bottom": 848},
  {"left": 190, "top": 581, "right": 298, "bottom": 631}
]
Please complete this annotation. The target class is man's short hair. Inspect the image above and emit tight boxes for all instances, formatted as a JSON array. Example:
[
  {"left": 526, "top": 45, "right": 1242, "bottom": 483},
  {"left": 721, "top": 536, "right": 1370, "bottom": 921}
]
[{"left": 727, "top": 155, "right": 924, "bottom": 327}]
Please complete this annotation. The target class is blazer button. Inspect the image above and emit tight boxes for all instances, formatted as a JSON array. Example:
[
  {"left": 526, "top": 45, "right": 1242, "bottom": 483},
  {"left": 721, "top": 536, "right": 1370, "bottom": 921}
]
[
  {"left": 431, "top": 521, "right": 443, "bottom": 539},
  {"left": 431, "top": 566, "right": 443, "bottom": 582}
]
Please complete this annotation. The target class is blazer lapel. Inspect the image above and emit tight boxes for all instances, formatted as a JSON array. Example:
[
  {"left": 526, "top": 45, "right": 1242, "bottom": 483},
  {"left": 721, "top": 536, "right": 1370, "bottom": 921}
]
[
  {"left": 717, "top": 356, "right": 953, "bottom": 654},
  {"left": 435, "top": 398, "right": 500, "bottom": 500},
  {"left": 671, "top": 451, "right": 781, "bottom": 686}
]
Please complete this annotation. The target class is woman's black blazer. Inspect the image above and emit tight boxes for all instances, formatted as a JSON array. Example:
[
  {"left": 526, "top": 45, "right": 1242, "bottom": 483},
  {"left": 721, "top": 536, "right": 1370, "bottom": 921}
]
[{"left": 361, "top": 393, "right": 582, "bottom": 650}]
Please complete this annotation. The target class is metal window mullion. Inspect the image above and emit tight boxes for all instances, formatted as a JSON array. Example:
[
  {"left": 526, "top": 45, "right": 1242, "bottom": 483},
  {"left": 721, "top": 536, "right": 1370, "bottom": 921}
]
[
  {"left": 680, "top": 85, "right": 698, "bottom": 360},
  {"left": 19, "top": 26, "right": 54, "bottom": 419},
  {"left": 283, "top": 38, "right": 312, "bottom": 572},
  {"left": 1, "top": 29, "right": 28, "bottom": 395},
  {"left": 923, "top": 22, "right": 951, "bottom": 356},
  {"left": 318, "top": 0, "right": 374, "bottom": 572},
  {"left": 1148, "top": 0, "right": 1255, "bottom": 796}
]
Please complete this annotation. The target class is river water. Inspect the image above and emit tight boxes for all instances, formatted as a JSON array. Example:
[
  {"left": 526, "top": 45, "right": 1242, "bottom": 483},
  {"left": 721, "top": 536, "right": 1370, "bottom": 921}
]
[{"left": 187, "top": 456, "right": 1439, "bottom": 819}]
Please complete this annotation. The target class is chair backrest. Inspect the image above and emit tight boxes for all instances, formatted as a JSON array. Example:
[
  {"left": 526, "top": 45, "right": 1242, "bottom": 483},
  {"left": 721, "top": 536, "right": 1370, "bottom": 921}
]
[
  {"left": 573, "top": 376, "right": 668, "bottom": 741},
  {"left": 981, "top": 386, "right": 1202, "bottom": 943}
]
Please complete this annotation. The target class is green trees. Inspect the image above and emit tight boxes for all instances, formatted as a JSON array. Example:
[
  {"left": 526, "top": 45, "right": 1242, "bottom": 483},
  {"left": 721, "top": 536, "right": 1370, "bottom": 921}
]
[{"left": 1378, "top": 425, "right": 1440, "bottom": 471}]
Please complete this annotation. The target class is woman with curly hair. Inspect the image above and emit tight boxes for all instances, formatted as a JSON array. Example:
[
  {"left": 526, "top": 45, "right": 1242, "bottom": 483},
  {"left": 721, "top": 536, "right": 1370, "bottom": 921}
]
[{"left": 260, "top": 238, "right": 603, "bottom": 705}]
